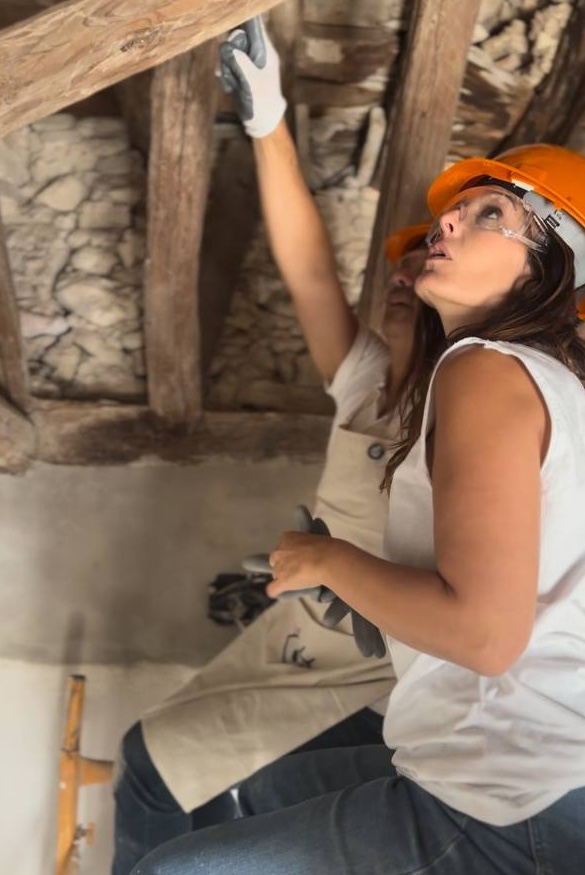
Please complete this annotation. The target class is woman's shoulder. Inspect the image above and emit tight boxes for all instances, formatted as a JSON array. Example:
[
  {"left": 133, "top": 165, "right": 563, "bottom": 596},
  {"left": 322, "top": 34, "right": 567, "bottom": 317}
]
[
  {"left": 431, "top": 338, "right": 585, "bottom": 462},
  {"left": 433, "top": 342, "right": 545, "bottom": 413},
  {"left": 435, "top": 337, "right": 583, "bottom": 396}
]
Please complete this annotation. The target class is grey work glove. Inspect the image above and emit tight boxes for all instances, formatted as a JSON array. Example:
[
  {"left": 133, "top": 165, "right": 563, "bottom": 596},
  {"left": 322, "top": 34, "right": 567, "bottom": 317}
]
[
  {"left": 243, "top": 506, "right": 387, "bottom": 659},
  {"left": 294, "top": 506, "right": 387, "bottom": 659},
  {"left": 218, "top": 16, "right": 287, "bottom": 138}
]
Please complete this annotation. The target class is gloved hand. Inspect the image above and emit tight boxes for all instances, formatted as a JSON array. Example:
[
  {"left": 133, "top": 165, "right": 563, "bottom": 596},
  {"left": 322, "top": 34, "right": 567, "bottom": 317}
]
[
  {"left": 262, "top": 505, "right": 387, "bottom": 659},
  {"left": 295, "top": 507, "right": 387, "bottom": 659},
  {"left": 218, "top": 16, "right": 287, "bottom": 138}
]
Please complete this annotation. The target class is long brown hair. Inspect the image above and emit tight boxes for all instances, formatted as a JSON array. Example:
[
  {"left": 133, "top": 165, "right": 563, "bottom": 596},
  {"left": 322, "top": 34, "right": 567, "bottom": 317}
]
[{"left": 382, "top": 232, "right": 585, "bottom": 491}]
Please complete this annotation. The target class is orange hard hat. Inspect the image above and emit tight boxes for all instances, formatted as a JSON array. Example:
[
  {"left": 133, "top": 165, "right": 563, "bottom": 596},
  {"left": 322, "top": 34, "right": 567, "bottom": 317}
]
[
  {"left": 427, "top": 144, "right": 585, "bottom": 293},
  {"left": 385, "top": 223, "right": 430, "bottom": 265}
]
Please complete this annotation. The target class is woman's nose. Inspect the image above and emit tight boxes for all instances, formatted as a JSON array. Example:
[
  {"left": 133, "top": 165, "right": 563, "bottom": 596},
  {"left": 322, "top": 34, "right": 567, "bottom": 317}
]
[
  {"left": 391, "top": 269, "right": 413, "bottom": 289},
  {"left": 439, "top": 205, "right": 461, "bottom": 237}
]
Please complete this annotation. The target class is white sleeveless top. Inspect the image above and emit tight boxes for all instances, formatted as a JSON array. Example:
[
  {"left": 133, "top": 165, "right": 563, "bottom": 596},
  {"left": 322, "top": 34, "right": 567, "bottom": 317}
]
[{"left": 383, "top": 337, "right": 585, "bottom": 826}]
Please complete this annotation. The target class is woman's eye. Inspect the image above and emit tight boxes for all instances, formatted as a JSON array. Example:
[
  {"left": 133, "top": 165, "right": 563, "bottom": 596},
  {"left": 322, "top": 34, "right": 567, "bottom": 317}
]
[{"left": 478, "top": 204, "right": 503, "bottom": 222}]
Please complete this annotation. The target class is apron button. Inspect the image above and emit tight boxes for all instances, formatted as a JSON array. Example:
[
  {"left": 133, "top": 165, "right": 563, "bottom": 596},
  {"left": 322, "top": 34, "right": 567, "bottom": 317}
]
[{"left": 367, "top": 442, "right": 385, "bottom": 460}]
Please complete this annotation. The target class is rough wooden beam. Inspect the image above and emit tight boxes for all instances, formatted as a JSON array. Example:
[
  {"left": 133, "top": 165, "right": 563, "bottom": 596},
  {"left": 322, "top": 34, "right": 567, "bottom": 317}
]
[
  {"left": 113, "top": 70, "right": 153, "bottom": 155},
  {"left": 497, "top": 0, "right": 585, "bottom": 152},
  {"left": 30, "top": 401, "right": 331, "bottom": 465},
  {"left": 0, "top": 0, "right": 283, "bottom": 137},
  {"left": 0, "top": 217, "right": 30, "bottom": 413},
  {"left": 358, "top": 0, "right": 480, "bottom": 329},
  {"left": 199, "top": 138, "right": 260, "bottom": 379},
  {"left": 145, "top": 41, "right": 217, "bottom": 423},
  {"left": 0, "top": 396, "right": 35, "bottom": 474}
]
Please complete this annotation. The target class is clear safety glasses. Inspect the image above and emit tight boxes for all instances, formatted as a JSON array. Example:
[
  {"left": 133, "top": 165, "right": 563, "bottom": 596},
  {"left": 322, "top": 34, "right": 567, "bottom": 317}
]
[{"left": 426, "top": 188, "right": 549, "bottom": 253}]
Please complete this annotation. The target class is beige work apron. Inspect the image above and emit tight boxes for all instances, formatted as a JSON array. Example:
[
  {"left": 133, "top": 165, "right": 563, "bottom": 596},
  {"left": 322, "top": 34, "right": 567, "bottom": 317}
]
[{"left": 143, "top": 424, "right": 396, "bottom": 813}]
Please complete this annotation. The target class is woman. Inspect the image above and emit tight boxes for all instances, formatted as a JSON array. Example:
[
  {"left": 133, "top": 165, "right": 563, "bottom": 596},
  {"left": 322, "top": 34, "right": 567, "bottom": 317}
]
[
  {"left": 112, "top": 20, "right": 429, "bottom": 873},
  {"left": 114, "top": 228, "right": 427, "bottom": 875},
  {"left": 130, "top": 20, "right": 585, "bottom": 875}
]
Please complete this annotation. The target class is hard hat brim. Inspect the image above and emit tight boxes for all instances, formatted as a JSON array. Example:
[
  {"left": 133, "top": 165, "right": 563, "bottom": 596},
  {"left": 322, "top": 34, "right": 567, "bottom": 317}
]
[
  {"left": 427, "top": 157, "right": 585, "bottom": 231},
  {"left": 385, "top": 223, "right": 430, "bottom": 265}
]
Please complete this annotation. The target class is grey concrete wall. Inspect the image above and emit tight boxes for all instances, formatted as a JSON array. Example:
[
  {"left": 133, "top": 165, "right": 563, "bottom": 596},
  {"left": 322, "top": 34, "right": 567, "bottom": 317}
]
[{"left": 0, "top": 458, "right": 322, "bottom": 665}]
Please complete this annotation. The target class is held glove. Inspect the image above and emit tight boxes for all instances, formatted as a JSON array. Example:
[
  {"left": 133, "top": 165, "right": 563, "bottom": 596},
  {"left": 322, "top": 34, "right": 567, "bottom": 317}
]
[
  {"left": 218, "top": 16, "right": 287, "bottom": 138},
  {"left": 293, "top": 506, "right": 387, "bottom": 659},
  {"left": 283, "top": 505, "right": 387, "bottom": 659}
]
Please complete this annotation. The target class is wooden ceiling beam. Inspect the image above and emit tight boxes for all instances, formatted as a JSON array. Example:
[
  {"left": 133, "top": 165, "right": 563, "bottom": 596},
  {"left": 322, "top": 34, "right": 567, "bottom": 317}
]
[
  {"left": 358, "top": 0, "right": 481, "bottom": 329},
  {"left": 29, "top": 401, "right": 330, "bottom": 466},
  {"left": 0, "top": 0, "right": 283, "bottom": 137},
  {"left": 113, "top": 70, "right": 153, "bottom": 155},
  {"left": 0, "top": 218, "right": 30, "bottom": 413},
  {"left": 496, "top": 0, "right": 585, "bottom": 152},
  {"left": 144, "top": 41, "right": 217, "bottom": 423}
]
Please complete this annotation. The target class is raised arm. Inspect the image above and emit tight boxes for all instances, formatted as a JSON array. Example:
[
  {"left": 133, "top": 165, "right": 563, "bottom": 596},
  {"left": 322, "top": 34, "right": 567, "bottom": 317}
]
[{"left": 219, "top": 18, "right": 358, "bottom": 382}]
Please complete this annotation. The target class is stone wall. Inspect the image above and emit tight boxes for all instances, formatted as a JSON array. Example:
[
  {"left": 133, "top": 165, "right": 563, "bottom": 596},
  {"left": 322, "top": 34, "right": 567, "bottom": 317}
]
[
  {"left": 0, "top": 0, "right": 578, "bottom": 413},
  {"left": 0, "top": 115, "right": 147, "bottom": 401},
  {"left": 206, "top": 177, "right": 380, "bottom": 413}
]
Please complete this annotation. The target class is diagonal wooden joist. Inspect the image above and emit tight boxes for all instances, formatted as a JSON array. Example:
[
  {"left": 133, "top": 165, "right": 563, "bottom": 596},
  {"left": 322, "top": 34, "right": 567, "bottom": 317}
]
[
  {"left": 0, "top": 217, "right": 30, "bottom": 413},
  {"left": 0, "top": 0, "right": 283, "bottom": 138},
  {"left": 359, "top": 0, "right": 481, "bottom": 329}
]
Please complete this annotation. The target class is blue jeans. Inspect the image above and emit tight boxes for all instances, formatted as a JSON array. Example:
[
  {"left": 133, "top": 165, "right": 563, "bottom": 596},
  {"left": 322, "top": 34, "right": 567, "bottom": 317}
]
[
  {"left": 130, "top": 744, "right": 585, "bottom": 875},
  {"left": 113, "top": 708, "right": 384, "bottom": 875}
]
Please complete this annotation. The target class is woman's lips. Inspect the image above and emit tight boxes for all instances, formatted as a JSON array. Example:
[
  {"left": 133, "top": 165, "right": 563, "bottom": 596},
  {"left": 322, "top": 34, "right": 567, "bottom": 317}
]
[
  {"left": 386, "top": 290, "right": 414, "bottom": 308},
  {"left": 428, "top": 242, "right": 451, "bottom": 259}
]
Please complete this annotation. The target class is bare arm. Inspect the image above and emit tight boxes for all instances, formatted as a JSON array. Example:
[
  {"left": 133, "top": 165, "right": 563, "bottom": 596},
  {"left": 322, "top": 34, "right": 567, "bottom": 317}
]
[
  {"left": 253, "top": 121, "right": 358, "bottom": 382},
  {"left": 269, "top": 348, "right": 548, "bottom": 675},
  {"left": 220, "top": 20, "right": 358, "bottom": 381}
]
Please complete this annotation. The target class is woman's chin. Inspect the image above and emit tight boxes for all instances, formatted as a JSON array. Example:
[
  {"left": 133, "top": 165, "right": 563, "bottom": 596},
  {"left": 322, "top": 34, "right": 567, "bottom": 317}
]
[{"left": 414, "top": 281, "right": 439, "bottom": 307}]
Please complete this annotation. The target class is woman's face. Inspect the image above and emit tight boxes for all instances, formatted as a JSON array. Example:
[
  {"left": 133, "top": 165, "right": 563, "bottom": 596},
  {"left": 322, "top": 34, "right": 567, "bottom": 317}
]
[
  {"left": 415, "top": 186, "right": 536, "bottom": 329},
  {"left": 383, "top": 248, "right": 426, "bottom": 335}
]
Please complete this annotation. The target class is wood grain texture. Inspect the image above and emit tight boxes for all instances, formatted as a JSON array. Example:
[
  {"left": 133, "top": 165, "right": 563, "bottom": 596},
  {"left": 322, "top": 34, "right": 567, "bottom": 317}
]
[
  {"left": 0, "top": 0, "right": 282, "bottom": 136},
  {"left": 358, "top": 0, "right": 481, "bottom": 329},
  {"left": 0, "top": 217, "right": 30, "bottom": 412},
  {"left": 30, "top": 401, "right": 331, "bottom": 465},
  {"left": 144, "top": 41, "right": 217, "bottom": 422},
  {"left": 113, "top": 69, "right": 153, "bottom": 154}
]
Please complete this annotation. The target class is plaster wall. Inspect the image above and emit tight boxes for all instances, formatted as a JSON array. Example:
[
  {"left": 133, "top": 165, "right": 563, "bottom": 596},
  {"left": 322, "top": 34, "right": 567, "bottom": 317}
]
[
  {"left": 0, "top": 459, "right": 322, "bottom": 664},
  {"left": 0, "top": 458, "right": 323, "bottom": 875}
]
